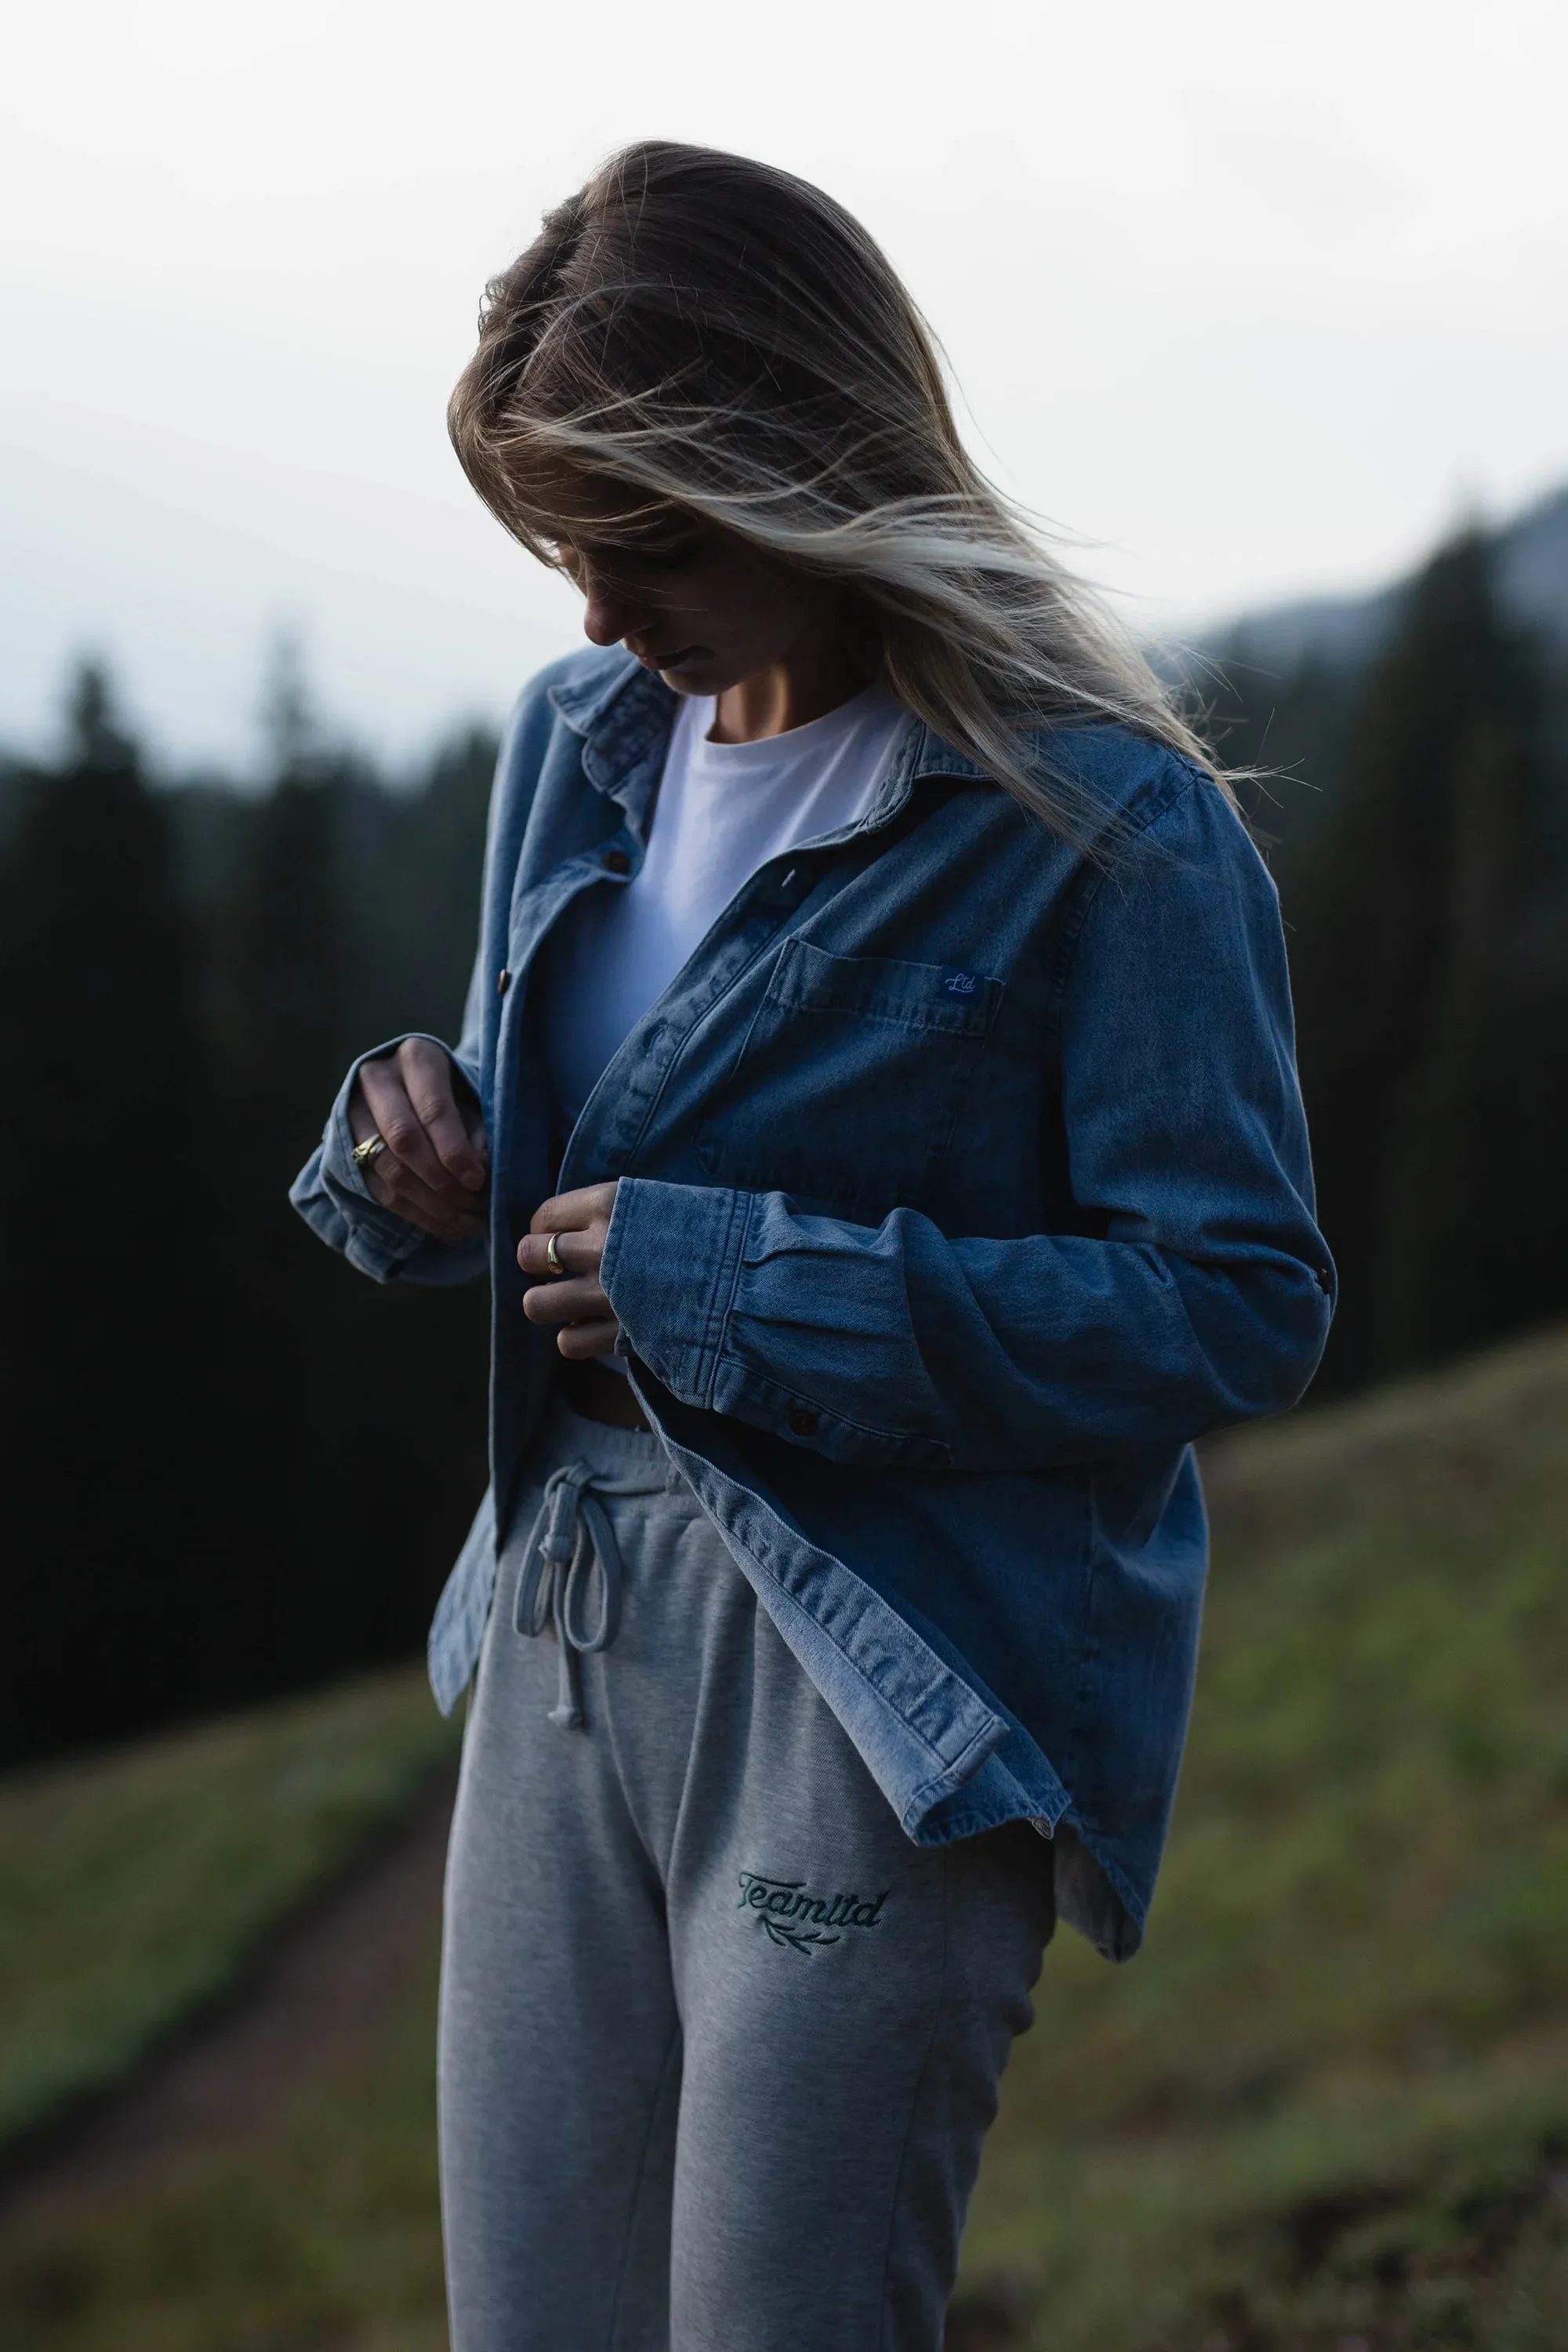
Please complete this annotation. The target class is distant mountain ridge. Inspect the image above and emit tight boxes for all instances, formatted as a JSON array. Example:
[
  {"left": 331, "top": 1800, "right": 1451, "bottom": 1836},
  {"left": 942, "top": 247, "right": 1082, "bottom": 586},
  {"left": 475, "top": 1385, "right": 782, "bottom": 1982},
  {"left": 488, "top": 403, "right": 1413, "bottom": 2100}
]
[{"left": 1197, "top": 481, "right": 1568, "bottom": 674}]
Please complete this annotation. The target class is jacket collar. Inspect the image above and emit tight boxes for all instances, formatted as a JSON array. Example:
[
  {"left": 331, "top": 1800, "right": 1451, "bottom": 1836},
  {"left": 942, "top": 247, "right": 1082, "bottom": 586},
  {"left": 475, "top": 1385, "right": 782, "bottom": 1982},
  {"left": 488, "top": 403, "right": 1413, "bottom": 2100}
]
[
  {"left": 545, "top": 649, "right": 654, "bottom": 742},
  {"left": 546, "top": 647, "right": 993, "bottom": 818}
]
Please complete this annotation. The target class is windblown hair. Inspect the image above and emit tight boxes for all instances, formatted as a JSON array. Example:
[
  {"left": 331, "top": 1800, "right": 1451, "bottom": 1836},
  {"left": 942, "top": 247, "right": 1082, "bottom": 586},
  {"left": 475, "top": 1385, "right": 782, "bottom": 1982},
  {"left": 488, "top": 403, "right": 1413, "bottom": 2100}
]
[{"left": 448, "top": 140, "right": 1219, "bottom": 840}]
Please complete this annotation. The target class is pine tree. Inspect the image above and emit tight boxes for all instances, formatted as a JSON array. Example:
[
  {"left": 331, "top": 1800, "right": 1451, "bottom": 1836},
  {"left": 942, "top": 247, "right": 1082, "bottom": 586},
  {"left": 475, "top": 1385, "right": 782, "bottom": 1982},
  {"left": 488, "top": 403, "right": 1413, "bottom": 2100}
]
[
  {"left": 0, "top": 666, "right": 218, "bottom": 1760},
  {"left": 215, "top": 643, "right": 361, "bottom": 1687},
  {"left": 1291, "top": 532, "right": 1559, "bottom": 1385}
]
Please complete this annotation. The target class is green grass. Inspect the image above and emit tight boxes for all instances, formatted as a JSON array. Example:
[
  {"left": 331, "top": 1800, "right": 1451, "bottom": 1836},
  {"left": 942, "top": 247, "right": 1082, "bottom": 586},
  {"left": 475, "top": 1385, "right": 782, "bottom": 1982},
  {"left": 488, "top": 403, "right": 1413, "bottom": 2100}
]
[
  {"left": 0, "top": 1932, "right": 448, "bottom": 2352},
  {"left": 0, "top": 1668, "right": 458, "bottom": 2154},
  {"left": 2, "top": 1330, "right": 1566, "bottom": 2350},
  {"left": 956, "top": 1323, "right": 1568, "bottom": 2347}
]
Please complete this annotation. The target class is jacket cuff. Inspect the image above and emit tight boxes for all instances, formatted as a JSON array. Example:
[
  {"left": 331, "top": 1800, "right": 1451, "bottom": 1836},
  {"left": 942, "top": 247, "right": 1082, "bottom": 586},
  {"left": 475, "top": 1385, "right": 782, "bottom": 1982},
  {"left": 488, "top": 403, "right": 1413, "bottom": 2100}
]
[{"left": 599, "top": 1178, "right": 750, "bottom": 1408}]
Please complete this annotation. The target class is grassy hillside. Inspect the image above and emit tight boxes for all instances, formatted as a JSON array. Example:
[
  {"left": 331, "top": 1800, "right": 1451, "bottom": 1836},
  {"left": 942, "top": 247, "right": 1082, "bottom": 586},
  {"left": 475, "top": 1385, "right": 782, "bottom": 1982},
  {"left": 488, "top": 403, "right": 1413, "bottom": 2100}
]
[
  {"left": 0, "top": 1936, "right": 448, "bottom": 2352},
  {"left": 1, "top": 1329, "right": 1565, "bottom": 2350},
  {"left": 0, "top": 1669, "right": 458, "bottom": 2155},
  {"left": 958, "top": 1323, "right": 1568, "bottom": 2348}
]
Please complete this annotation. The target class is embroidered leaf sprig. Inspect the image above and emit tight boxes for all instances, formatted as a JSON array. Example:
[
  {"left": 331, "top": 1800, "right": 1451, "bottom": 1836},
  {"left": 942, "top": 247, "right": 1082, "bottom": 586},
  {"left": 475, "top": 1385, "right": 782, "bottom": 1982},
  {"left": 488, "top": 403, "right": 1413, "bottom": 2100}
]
[{"left": 759, "top": 1916, "right": 843, "bottom": 1955}]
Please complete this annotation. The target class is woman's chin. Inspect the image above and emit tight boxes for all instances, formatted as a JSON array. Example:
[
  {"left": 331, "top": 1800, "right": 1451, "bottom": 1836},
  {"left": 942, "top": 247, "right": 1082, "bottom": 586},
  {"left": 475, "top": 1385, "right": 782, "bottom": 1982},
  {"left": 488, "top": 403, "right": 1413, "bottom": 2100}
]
[{"left": 656, "top": 652, "right": 724, "bottom": 691}]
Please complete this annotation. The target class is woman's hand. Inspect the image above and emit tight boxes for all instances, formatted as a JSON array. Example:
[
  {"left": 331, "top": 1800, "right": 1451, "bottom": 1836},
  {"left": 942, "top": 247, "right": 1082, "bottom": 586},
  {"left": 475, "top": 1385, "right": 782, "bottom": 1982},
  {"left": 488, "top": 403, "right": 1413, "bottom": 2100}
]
[
  {"left": 347, "top": 1039, "right": 489, "bottom": 1242},
  {"left": 518, "top": 1182, "right": 622, "bottom": 1359}
]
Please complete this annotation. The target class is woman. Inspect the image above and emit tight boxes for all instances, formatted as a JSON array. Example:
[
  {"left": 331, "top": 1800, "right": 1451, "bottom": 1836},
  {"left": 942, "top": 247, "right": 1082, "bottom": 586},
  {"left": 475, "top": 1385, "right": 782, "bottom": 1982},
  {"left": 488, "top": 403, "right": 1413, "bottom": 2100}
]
[{"left": 292, "top": 142, "right": 1333, "bottom": 2352}]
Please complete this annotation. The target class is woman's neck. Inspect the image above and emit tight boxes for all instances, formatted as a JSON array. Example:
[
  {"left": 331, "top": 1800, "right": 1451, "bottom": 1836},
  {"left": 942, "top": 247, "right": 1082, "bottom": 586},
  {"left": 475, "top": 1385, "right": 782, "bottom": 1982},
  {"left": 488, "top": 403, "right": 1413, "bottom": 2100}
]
[{"left": 710, "top": 624, "right": 866, "bottom": 743}]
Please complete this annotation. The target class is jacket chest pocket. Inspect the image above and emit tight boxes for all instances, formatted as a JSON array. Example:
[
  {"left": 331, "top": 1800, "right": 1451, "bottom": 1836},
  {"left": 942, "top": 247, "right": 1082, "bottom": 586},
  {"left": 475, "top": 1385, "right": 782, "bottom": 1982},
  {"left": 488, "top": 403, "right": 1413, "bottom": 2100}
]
[{"left": 695, "top": 939, "right": 1004, "bottom": 1211}]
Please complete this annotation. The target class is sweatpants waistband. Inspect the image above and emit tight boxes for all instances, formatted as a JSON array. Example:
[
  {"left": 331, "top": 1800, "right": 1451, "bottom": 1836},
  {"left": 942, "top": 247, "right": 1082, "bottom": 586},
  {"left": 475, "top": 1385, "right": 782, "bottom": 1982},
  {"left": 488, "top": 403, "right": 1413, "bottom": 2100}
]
[{"left": 528, "top": 1396, "right": 680, "bottom": 1497}]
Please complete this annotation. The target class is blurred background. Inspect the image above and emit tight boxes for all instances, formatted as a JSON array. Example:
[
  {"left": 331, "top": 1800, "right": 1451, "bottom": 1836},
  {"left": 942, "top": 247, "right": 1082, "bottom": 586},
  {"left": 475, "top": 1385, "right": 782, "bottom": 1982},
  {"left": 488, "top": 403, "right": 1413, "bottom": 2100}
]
[{"left": 1, "top": 2, "right": 1565, "bottom": 2346}]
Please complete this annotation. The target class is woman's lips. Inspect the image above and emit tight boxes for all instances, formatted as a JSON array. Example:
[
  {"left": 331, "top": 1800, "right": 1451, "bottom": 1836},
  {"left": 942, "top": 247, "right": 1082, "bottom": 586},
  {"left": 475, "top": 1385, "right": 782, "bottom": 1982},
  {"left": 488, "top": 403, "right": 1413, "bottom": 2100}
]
[{"left": 634, "top": 644, "right": 703, "bottom": 671}]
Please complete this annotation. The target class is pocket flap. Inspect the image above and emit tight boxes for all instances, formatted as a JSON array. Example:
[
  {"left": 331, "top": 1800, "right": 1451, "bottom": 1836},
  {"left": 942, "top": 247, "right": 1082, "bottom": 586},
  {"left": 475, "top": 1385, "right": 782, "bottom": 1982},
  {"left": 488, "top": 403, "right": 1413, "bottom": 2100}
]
[{"left": 772, "top": 940, "right": 1002, "bottom": 1038}]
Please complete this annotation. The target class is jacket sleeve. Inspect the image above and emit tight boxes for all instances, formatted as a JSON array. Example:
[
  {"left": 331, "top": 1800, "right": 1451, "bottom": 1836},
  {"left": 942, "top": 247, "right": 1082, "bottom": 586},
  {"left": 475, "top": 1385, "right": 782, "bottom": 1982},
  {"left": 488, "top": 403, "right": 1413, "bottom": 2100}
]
[{"left": 600, "top": 778, "right": 1335, "bottom": 1474}]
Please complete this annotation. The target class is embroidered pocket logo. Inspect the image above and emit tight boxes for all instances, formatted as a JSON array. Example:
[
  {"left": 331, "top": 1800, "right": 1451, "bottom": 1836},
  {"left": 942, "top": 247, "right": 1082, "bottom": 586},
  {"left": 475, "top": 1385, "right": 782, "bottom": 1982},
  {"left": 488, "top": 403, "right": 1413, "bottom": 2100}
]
[
  {"left": 736, "top": 1871, "right": 888, "bottom": 1955},
  {"left": 942, "top": 968, "right": 979, "bottom": 996}
]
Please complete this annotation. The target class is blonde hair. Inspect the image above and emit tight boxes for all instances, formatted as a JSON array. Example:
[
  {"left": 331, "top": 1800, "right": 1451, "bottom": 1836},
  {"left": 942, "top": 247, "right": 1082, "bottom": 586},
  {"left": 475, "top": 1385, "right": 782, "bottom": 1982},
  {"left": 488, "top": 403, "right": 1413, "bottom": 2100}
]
[{"left": 448, "top": 140, "right": 1220, "bottom": 842}]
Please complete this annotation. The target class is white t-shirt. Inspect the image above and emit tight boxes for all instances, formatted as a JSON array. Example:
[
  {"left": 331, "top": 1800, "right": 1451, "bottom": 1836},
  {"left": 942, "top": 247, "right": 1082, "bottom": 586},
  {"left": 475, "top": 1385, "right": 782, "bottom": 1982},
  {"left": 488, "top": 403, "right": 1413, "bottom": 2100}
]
[{"left": 544, "top": 682, "right": 909, "bottom": 1132}]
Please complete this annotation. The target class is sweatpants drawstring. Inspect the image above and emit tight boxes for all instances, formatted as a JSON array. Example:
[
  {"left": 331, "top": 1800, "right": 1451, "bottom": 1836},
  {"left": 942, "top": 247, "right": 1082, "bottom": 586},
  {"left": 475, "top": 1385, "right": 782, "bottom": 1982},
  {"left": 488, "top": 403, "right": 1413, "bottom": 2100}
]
[{"left": 513, "top": 1463, "right": 627, "bottom": 1730}]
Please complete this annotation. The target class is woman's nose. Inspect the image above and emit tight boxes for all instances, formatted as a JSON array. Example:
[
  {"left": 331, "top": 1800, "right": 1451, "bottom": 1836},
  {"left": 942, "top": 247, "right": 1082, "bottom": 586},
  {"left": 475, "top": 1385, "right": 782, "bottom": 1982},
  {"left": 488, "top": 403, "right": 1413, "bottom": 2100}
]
[{"left": 579, "top": 569, "right": 641, "bottom": 649}]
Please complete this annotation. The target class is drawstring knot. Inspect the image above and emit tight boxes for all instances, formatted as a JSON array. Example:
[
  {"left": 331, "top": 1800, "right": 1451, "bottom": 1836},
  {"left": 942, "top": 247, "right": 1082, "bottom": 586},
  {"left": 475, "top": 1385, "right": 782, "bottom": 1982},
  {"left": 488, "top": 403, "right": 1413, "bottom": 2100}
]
[{"left": 513, "top": 1463, "right": 626, "bottom": 1730}]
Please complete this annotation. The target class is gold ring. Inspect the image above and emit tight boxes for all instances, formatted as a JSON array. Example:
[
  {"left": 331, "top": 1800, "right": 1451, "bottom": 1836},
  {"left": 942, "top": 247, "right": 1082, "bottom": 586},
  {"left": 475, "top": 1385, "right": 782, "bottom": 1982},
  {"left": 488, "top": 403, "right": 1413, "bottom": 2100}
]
[
  {"left": 545, "top": 1232, "right": 565, "bottom": 1277},
  {"left": 351, "top": 1134, "right": 387, "bottom": 1168}
]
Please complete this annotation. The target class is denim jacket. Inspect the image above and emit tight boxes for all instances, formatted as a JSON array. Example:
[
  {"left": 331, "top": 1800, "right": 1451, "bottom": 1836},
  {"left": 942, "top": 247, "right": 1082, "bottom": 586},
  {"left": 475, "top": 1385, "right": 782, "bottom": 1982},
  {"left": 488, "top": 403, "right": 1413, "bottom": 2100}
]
[{"left": 292, "top": 647, "right": 1333, "bottom": 1958}]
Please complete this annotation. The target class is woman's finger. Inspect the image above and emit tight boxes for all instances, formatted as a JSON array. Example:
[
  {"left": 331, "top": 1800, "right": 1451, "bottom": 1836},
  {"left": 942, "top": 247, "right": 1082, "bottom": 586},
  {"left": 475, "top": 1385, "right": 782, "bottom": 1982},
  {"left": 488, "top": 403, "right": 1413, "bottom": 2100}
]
[
  {"left": 528, "top": 1181, "right": 619, "bottom": 1239},
  {"left": 358, "top": 1057, "right": 452, "bottom": 1196},
  {"left": 397, "top": 1039, "right": 488, "bottom": 1192},
  {"left": 516, "top": 1229, "right": 597, "bottom": 1281},
  {"left": 554, "top": 1316, "right": 622, "bottom": 1362},
  {"left": 376, "top": 1195, "right": 485, "bottom": 1242},
  {"left": 521, "top": 1275, "right": 610, "bottom": 1326},
  {"left": 375, "top": 1156, "right": 488, "bottom": 1240}
]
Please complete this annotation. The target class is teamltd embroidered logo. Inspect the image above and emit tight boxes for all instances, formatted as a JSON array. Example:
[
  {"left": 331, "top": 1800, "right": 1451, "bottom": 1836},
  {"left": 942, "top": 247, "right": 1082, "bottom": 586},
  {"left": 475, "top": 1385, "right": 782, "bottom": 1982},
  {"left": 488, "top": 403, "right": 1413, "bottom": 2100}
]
[{"left": 736, "top": 1871, "right": 888, "bottom": 1955}]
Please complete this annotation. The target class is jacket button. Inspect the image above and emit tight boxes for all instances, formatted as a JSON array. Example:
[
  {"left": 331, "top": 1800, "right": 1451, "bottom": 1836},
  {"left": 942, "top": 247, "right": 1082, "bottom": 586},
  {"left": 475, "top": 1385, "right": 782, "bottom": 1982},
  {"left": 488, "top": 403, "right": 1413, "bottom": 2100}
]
[
  {"left": 604, "top": 848, "right": 632, "bottom": 875},
  {"left": 1316, "top": 1267, "right": 1334, "bottom": 1294},
  {"left": 788, "top": 1406, "right": 820, "bottom": 1437},
  {"left": 496, "top": 967, "right": 510, "bottom": 995}
]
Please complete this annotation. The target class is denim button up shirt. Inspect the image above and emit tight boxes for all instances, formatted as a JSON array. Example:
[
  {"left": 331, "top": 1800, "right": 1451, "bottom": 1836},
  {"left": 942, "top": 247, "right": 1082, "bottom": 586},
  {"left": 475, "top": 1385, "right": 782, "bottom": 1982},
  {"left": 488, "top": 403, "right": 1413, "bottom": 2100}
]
[{"left": 292, "top": 647, "right": 1333, "bottom": 1958}]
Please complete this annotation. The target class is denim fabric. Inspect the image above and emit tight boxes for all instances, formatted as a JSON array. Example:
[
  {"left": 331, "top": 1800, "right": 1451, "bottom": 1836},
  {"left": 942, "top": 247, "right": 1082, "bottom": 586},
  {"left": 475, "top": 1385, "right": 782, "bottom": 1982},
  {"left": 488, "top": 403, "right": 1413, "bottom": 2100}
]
[{"left": 292, "top": 647, "right": 1333, "bottom": 1957}]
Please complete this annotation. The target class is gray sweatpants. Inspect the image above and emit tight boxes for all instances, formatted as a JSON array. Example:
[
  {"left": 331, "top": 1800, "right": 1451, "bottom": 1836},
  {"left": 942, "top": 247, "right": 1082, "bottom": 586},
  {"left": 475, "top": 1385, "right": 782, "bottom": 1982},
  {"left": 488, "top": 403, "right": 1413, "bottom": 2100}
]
[{"left": 438, "top": 1403, "right": 1055, "bottom": 2352}]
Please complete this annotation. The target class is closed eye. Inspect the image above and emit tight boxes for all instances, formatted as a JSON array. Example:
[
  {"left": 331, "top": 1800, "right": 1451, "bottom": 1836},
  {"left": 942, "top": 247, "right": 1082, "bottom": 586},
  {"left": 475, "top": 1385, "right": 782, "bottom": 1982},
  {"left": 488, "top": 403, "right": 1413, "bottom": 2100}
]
[
  {"left": 637, "top": 534, "right": 702, "bottom": 572},
  {"left": 554, "top": 527, "right": 704, "bottom": 579}
]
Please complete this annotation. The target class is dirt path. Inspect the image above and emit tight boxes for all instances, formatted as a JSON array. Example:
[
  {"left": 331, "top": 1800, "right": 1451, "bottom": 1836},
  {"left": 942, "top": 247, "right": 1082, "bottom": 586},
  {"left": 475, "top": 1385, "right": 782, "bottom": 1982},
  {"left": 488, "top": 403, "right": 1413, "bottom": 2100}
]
[{"left": 0, "top": 1770, "right": 456, "bottom": 2230}]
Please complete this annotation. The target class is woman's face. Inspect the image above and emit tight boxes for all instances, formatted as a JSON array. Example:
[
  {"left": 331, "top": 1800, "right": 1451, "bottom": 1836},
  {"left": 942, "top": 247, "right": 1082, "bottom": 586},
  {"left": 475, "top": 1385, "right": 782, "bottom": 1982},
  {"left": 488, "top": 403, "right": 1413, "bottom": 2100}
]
[{"left": 546, "top": 476, "right": 840, "bottom": 698}]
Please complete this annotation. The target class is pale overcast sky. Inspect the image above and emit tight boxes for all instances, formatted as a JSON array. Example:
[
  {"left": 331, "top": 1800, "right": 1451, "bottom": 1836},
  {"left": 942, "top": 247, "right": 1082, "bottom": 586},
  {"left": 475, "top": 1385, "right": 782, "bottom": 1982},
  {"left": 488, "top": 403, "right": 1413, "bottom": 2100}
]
[{"left": 3, "top": 0, "right": 1565, "bottom": 772}]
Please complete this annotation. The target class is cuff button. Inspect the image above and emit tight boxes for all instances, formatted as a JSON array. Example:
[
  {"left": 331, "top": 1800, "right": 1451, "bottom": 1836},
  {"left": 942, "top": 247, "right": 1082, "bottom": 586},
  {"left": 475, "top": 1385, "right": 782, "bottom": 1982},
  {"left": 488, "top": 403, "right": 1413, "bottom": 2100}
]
[{"left": 787, "top": 1406, "right": 820, "bottom": 1437}]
